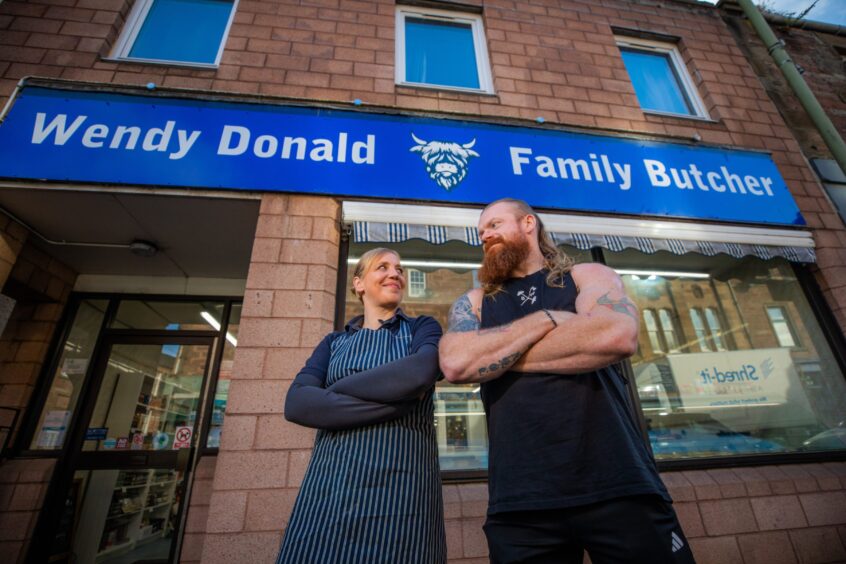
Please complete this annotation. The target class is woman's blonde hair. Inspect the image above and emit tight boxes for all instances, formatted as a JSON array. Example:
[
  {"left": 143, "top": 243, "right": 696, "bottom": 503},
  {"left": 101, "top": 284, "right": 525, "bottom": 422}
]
[
  {"left": 482, "top": 198, "right": 575, "bottom": 295},
  {"left": 350, "top": 247, "right": 402, "bottom": 302}
]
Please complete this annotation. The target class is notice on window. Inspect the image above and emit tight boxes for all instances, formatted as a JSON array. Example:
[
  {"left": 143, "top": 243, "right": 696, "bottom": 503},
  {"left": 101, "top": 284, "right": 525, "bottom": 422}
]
[
  {"left": 36, "top": 410, "right": 71, "bottom": 448},
  {"left": 173, "top": 426, "right": 193, "bottom": 450},
  {"left": 668, "top": 348, "right": 815, "bottom": 416}
]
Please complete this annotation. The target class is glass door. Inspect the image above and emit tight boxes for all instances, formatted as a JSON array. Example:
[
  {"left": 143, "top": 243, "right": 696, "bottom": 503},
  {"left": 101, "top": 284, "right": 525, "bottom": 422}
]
[{"left": 55, "top": 338, "right": 213, "bottom": 564}]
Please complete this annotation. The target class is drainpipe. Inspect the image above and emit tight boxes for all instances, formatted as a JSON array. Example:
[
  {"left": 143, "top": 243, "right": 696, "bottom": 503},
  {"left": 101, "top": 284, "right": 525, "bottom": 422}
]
[{"left": 735, "top": 0, "right": 846, "bottom": 175}]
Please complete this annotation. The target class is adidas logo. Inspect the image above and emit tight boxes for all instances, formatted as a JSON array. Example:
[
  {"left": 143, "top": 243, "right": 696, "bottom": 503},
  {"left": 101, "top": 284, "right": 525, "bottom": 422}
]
[{"left": 671, "top": 531, "right": 685, "bottom": 553}]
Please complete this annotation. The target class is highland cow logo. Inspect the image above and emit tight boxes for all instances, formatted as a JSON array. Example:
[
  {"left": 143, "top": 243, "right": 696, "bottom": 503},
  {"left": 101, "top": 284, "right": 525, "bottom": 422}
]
[{"left": 410, "top": 134, "right": 479, "bottom": 191}]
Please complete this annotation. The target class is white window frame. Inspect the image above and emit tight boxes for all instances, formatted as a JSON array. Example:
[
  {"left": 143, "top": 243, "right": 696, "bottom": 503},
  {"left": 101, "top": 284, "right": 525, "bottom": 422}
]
[
  {"left": 407, "top": 268, "right": 427, "bottom": 297},
  {"left": 109, "top": 0, "right": 238, "bottom": 68},
  {"left": 395, "top": 6, "right": 495, "bottom": 95},
  {"left": 616, "top": 36, "right": 710, "bottom": 120}
]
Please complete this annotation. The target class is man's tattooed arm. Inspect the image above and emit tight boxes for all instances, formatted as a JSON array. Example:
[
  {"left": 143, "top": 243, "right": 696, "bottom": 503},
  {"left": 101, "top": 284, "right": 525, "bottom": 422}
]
[
  {"left": 596, "top": 292, "right": 638, "bottom": 321},
  {"left": 446, "top": 293, "right": 480, "bottom": 333},
  {"left": 476, "top": 351, "right": 523, "bottom": 380},
  {"left": 446, "top": 292, "right": 512, "bottom": 334}
]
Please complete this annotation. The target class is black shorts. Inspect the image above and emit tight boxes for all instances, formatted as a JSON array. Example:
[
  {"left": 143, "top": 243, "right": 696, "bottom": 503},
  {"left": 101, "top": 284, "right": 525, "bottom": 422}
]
[{"left": 483, "top": 495, "right": 696, "bottom": 564}]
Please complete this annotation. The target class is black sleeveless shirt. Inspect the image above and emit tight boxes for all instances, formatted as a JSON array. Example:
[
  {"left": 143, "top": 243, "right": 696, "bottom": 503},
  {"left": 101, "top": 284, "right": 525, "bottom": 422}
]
[{"left": 480, "top": 269, "right": 669, "bottom": 514}]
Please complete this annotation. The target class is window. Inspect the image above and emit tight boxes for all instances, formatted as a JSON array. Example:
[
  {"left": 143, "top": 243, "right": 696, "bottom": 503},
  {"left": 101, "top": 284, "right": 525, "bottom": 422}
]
[
  {"left": 611, "top": 250, "right": 846, "bottom": 460},
  {"left": 658, "top": 308, "right": 679, "bottom": 352},
  {"left": 690, "top": 308, "right": 711, "bottom": 352},
  {"left": 767, "top": 305, "right": 798, "bottom": 348},
  {"left": 643, "top": 309, "right": 663, "bottom": 353},
  {"left": 112, "top": 0, "right": 236, "bottom": 66},
  {"left": 407, "top": 269, "right": 427, "bottom": 298},
  {"left": 705, "top": 307, "right": 727, "bottom": 351},
  {"left": 395, "top": 6, "right": 494, "bottom": 94},
  {"left": 616, "top": 36, "right": 708, "bottom": 118}
]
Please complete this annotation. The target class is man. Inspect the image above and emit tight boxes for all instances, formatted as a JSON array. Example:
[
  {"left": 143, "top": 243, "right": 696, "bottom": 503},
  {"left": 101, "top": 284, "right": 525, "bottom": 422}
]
[{"left": 440, "top": 198, "right": 695, "bottom": 564}]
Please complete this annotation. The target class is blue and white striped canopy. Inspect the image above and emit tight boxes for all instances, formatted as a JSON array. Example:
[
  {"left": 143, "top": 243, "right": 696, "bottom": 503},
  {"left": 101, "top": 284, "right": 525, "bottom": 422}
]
[{"left": 351, "top": 221, "right": 816, "bottom": 262}]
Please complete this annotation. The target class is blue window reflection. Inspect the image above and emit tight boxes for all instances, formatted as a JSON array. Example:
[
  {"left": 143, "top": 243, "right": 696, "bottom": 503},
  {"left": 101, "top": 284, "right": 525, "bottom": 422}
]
[
  {"left": 405, "top": 17, "right": 480, "bottom": 89},
  {"left": 620, "top": 48, "right": 694, "bottom": 116},
  {"left": 129, "top": 0, "right": 233, "bottom": 64}
]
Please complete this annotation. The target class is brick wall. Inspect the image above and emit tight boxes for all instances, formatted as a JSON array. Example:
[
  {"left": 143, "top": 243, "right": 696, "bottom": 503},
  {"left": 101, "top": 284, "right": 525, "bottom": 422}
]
[
  {"left": 0, "top": 458, "right": 56, "bottom": 563},
  {"left": 180, "top": 456, "right": 218, "bottom": 563},
  {"left": 196, "top": 194, "right": 339, "bottom": 563},
  {"left": 1, "top": 0, "right": 842, "bottom": 329}
]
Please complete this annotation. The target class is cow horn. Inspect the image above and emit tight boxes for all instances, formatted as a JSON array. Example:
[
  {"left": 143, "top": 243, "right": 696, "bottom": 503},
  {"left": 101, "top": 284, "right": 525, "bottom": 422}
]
[
  {"left": 411, "top": 133, "right": 428, "bottom": 145},
  {"left": 463, "top": 138, "right": 476, "bottom": 149}
]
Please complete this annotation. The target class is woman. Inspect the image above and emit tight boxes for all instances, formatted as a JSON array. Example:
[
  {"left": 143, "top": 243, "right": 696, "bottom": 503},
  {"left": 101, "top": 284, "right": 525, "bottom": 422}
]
[{"left": 277, "top": 247, "right": 446, "bottom": 564}]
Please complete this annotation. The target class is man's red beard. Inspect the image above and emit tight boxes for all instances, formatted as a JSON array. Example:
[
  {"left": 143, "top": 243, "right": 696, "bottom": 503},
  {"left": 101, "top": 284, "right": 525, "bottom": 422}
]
[{"left": 478, "top": 235, "right": 531, "bottom": 286}]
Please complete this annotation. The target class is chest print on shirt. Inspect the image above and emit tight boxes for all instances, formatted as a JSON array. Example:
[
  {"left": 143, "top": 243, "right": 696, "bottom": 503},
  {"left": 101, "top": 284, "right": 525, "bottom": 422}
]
[{"left": 517, "top": 286, "right": 537, "bottom": 307}]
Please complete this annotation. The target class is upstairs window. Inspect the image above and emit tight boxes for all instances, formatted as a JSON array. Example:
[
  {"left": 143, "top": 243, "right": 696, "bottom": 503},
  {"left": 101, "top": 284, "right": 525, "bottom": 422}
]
[
  {"left": 767, "top": 305, "right": 798, "bottom": 347},
  {"left": 407, "top": 269, "right": 427, "bottom": 298},
  {"left": 112, "top": 0, "right": 236, "bottom": 66},
  {"left": 396, "top": 6, "right": 494, "bottom": 94},
  {"left": 617, "top": 36, "right": 708, "bottom": 119}
]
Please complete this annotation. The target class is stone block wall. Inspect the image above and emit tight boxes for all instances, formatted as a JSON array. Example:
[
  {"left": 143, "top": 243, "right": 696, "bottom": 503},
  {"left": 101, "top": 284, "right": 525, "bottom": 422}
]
[{"left": 197, "top": 194, "right": 339, "bottom": 563}]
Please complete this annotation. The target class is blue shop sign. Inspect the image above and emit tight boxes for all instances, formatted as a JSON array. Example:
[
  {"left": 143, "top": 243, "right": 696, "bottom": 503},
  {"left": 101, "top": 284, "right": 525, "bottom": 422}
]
[{"left": 0, "top": 86, "right": 804, "bottom": 225}]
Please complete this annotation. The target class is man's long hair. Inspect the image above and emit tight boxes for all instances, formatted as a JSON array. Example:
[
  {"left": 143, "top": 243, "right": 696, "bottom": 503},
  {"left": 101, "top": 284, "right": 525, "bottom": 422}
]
[{"left": 481, "top": 198, "right": 575, "bottom": 295}]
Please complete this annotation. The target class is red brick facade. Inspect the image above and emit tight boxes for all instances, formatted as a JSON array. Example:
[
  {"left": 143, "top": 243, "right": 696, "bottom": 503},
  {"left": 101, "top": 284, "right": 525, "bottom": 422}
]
[{"left": 1, "top": 0, "right": 845, "bottom": 562}]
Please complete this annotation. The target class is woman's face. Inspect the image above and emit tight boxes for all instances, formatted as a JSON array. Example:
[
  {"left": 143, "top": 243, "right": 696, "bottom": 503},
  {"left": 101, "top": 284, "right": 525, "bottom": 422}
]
[{"left": 354, "top": 252, "right": 405, "bottom": 309}]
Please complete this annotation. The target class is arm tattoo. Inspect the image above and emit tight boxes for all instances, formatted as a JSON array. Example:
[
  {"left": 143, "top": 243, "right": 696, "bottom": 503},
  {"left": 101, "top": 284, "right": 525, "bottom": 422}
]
[
  {"left": 477, "top": 351, "right": 522, "bottom": 379},
  {"left": 596, "top": 292, "right": 638, "bottom": 320},
  {"left": 447, "top": 294, "right": 481, "bottom": 333}
]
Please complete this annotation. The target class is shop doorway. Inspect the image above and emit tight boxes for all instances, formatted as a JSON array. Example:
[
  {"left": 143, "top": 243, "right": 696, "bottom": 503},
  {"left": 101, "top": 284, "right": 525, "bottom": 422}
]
[{"left": 59, "top": 336, "right": 214, "bottom": 563}]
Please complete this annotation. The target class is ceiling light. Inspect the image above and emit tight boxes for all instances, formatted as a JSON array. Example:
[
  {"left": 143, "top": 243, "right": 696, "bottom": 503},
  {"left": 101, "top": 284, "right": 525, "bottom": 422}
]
[{"left": 130, "top": 240, "right": 158, "bottom": 257}]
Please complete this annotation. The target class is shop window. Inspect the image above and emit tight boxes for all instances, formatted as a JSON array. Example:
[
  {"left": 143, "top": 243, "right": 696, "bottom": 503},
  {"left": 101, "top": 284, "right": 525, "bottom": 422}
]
[
  {"left": 206, "top": 304, "right": 240, "bottom": 448},
  {"left": 111, "top": 0, "right": 236, "bottom": 66},
  {"left": 611, "top": 249, "right": 846, "bottom": 460},
  {"left": 395, "top": 6, "right": 494, "bottom": 93},
  {"left": 346, "top": 241, "right": 590, "bottom": 473},
  {"left": 616, "top": 36, "right": 708, "bottom": 118},
  {"left": 30, "top": 300, "right": 108, "bottom": 450},
  {"left": 766, "top": 305, "right": 798, "bottom": 348},
  {"left": 407, "top": 269, "right": 427, "bottom": 298}
]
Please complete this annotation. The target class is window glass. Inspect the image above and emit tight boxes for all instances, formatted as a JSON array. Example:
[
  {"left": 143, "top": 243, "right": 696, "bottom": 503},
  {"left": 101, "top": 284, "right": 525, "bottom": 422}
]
[
  {"left": 643, "top": 309, "right": 663, "bottom": 353},
  {"left": 658, "top": 308, "right": 679, "bottom": 352},
  {"left": 690, "top": 308, "right": 711, "bottom": 352},
  {"left": 111, "top": 300, "right": 225, "bottom": 331},
  {"left": 608, "top": 249, "right": 846, "bottom": 458},
  {"left": 347, "top": 241, "right": 591, "bottom": 472},
  {"left": 705, "top": 307, "right": 727, "bottom": 351},
  {"left": 122, "top": 0, "right": 233, "bottom": 65},
  {"left": 207, "top": 304, "right": 240, "bottom": 447},
  {"left": 405, "top": 17, "right": 480, "bottom": 90},
  {"left": 31, "top": 300, "right": 108, "bottom": 450},
  {"left": 407, "top": 269, "right": 427, "bottom": 298},
  {"left": 620, "top": 48, "right": 693, "bottom": 115},
  {"left": 767, "top": 306, "right": 797, "bottom": 348}
]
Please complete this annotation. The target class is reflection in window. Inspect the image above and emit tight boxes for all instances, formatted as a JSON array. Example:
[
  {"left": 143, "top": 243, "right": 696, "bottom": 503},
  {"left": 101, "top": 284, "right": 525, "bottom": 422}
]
[
  {"left": 407, "top": 269, "right": 427, "bottom": 298},
  {"left": 689, "top": 308, "right": 711, "bottom": 352},
  {"left": 643, "top": 309, "right": 663, "bottom": 353},
  {"left": 113, "top": 0, "right": 235, "bottom": 65},
  {"left": 207, "top": 304, "right": 241, "bottom": 448},
  {"left": 658, "top": 308, "right": 679, "bottom": 352},
  {"left": 611, "top": 250, "right": 846, "bottom": 459},
  {"left": 767, "top": 306, "right": 797, "bottom": 348},
  {"left": 31, "top": 300, "right": 108, "bottom": 450},
  {"left": 705, "top": 307, "right": 727, "bottom": 351},
  {"left": 396, "top": 7, "right": 494, "bottom": 93}
]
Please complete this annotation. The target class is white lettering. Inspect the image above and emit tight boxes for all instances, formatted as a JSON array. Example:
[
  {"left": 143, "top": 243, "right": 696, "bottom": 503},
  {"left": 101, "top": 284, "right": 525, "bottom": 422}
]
[
  {"left": 170, "top": 129, "right": 200, "bottom": 160},
  {"left": 82, "top": 124, "right": 109, "bottom": 148},
  {"left": 351, "top": 134, "right": 374, "bottom": 164},
  {"left": 535, "top": 155, "right": 557, "bottom": 178},
  {"left": 310, "top": 139, "right": 334, "bottom": 162},
  {"left": 32, "top": 113, "right": 87, "bottom": 145},
  {"left": 644, "top": 159, "right": 671, "bottom": 187},
  {"left": 142, "top": 120, "right": 175, "bottom": 152},
  {"left": 110, "top": 126, "right": 140, "bottom": 150},
  {"left": 218, "top": 125, "right": 250, "bottom": 156},
  {"left": 510, "top": 147, "right": 532, "bottom": 175},
  {"left": 614, "top": 162, "right": 632, "bottom": 191},
  {"left": 254, "top": 134, "right": 278, "bottom": 158}
]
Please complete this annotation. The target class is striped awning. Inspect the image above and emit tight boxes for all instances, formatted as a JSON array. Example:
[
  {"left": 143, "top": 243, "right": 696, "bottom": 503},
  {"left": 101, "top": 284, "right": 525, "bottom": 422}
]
[
  {"left": 351, "top": 221, "right": 815, "bottom": 263},
  {"left": 345, "top": 203, "right": 817, "bottom": 263}
]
